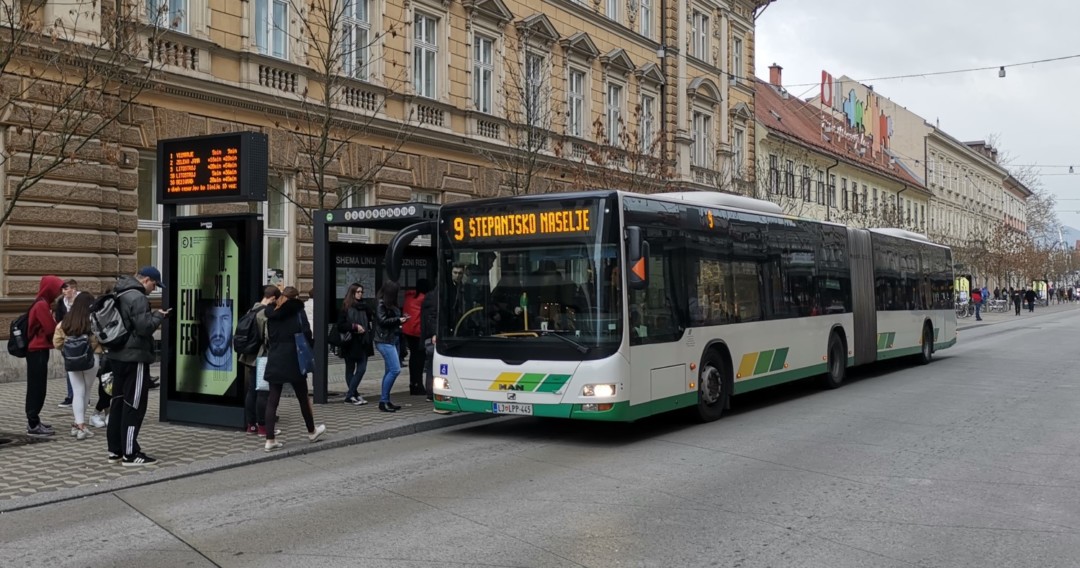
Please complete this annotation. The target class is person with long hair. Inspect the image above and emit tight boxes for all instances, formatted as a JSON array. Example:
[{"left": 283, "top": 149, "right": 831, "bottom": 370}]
[
  {"left": 373, "top": 280, "right": 407, "bottom": 412},
  {"left": 52, "top": 293, "right": 99, "bottom": 440},
  {"left": 337, "top": 282, "right": 374, "bottom": 405},
  {"left": 261, "top": 286, "right": 326, "bottom": 451}
]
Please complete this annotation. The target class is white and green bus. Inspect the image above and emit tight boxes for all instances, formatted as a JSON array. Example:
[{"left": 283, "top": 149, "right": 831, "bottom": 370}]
[{"left": 426, "top": 190, "right": 956, "bottom": 422}]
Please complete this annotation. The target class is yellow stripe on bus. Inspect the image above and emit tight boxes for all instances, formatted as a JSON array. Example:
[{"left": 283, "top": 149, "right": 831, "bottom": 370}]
[
  {"left": 737, "top": 353, "right": 758, "bottom": 379},
  {"left": 488, "top": 372, "right": 522, "bottom": 390}
]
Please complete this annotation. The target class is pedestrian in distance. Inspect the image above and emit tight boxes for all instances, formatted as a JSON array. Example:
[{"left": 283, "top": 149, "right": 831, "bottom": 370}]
[
  {"left": 971, "top": 287, "right": 983, "bottom": 321},
  {"left": 261, "top": 286, "right": 326, "bottom": 451},
  {"left": 374, "top": 280, "right": 407, "bottom": 413},
  {"left": 1024, "top": 288, "right": 1036, "bottom": 313},
  {"left": 402, "top": 279, "right": 428, "bottom": 396},
  {"left": 105, "top": 266, "right": 169, "bottom": 466},
  {"left": 53, "top": 292, "right": 100, "bottom": 440},
  {"left": 24, "top": 275, "right": 66, "bottom": 436},
  {"left": 1011, "top": 287, "right": 1021, "bottom": 315},
  {"left": 239, "top": 285, "right": 280, "bottom": 436},
  {"left": 53, "top": 279, "right": 79, "bottom": 408},
  {"left": 337, "top": 282, "right": 374, "bottom": 406}
]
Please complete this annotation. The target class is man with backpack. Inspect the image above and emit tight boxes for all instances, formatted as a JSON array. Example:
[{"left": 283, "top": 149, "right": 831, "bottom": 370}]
[
  {"left": 971, "top": 286, "right": 983, "bottom": 321},
  {"left": 105, "top": 266, "right": 169, "bottom": 466},
  {"left": 23, "top": 275, "right": 65, "bottom": 436},
  {"left": 237, "top": 285, "right": 280, "bottom": 436}
]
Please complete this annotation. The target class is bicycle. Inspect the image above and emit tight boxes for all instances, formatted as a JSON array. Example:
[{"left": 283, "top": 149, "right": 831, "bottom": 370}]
[{"left": 955, "top": 300, "right": 973, "bottom": 318}]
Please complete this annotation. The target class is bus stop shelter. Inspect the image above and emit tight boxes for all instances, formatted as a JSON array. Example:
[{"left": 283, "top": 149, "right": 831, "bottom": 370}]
[{"left": 311, "top": 202, "right": 439, "bottom": 403}]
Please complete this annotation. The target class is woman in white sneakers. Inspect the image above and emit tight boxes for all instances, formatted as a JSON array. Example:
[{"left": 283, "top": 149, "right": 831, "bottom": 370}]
[
  {"left": 52, "top": 293, "right": 101, "bottom": 440},
  {"left": 261, "top": 286, "right": 326, "bottom": 451}
]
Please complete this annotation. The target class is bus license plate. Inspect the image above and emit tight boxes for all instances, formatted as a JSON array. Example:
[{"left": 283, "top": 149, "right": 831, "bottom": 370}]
[{"left": 492, "top": 402, "right": 533, "bottom": 416}]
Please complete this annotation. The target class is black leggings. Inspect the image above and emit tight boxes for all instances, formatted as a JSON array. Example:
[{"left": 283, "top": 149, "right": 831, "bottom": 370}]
[{"left": 265, "top": 380, "right": 314, "bottom": 441}]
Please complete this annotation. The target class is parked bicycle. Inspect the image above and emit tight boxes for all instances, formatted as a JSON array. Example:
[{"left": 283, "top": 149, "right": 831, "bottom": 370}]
[{"left": 954, "top": 300, "right": 975, "bottom": 318}]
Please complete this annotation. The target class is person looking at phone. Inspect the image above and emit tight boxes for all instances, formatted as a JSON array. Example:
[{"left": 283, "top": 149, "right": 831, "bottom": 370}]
[
  {"left": 373, "top": 280, "right": 406, "bottom": 413},
  {"left": 105, "top": 266, "right": 169, "bottom": 467}
]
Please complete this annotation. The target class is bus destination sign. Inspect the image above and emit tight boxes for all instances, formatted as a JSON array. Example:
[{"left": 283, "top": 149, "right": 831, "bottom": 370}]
[
  {"left": 451, "top": 208, "right": 592, "bottom": 241},
  {"left": 157, "top": 132, "right": 268, "bottom": 205}
]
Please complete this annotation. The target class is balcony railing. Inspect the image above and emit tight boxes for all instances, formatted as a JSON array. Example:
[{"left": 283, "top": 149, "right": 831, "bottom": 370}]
[
  {"left": 259, "top": 64, "right": 298, "bottom": 93},
  {"left": 147, "top": 38, "right": 199, "bottom": 71}
]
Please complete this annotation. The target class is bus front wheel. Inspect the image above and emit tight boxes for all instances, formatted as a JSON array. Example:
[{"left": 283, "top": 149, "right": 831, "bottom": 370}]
[
  {"left": 694, "top": 351, "right": 729, "bottom": 422},
  {"left": 821, "top": 332, "right": 846, "bottom": 390},
  {"left": 917, "top": 324, "right": 934, "bottom": 365}
]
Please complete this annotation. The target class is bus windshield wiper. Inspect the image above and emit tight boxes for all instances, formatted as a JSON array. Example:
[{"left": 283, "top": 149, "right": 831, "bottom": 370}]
[{"left": 538, "top": 330, "right": 590, "bottom": 354}]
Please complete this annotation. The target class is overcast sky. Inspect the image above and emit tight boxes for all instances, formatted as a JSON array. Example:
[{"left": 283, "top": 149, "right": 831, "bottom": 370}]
[{"left": 754, "top": 0, "right": 1080, "bottom": 233}]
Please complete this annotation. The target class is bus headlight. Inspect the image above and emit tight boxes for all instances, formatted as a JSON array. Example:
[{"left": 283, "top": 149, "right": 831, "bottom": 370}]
[
  {"left": 582, "top": 383, "right": 616, "bottom": 397},
  {"left": 433, "top": 376, "right": 450, "bottom": 391}
]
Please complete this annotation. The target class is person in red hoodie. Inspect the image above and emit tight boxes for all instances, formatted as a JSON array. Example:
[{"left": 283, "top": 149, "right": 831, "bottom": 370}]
[
  {"left": 25, "top": 275, "right": 65, "bottom": 436},
  {"left": 401, "top": 279, "right": 428, "bottom": 396}
]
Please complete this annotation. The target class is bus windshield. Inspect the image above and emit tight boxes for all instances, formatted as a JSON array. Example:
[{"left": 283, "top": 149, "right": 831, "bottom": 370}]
[{"left": 437, "top": 196, "right": 622, "bottom": 360}]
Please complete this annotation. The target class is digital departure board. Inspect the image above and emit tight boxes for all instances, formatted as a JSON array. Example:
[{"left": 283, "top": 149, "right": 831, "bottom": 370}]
[
  {"left": 157, "top": 132, "right": 268, "bottom": 205},
  {"left": 450, "top": 208, "right": 593, "bottom": 241}
]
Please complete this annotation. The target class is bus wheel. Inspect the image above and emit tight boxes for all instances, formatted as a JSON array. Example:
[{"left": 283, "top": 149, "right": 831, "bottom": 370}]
[
  {"left": 694, "top": 352, "right": 729, "bottom": 422},
  {"left": 918, "top": 324, "right": 934, "bottom": 365},
  {"left": 821, "top": 332, "right": 846, "bottom": 390}
]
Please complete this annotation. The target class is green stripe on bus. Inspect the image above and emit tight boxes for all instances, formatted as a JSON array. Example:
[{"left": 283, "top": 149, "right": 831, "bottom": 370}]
[
  {"left": 753, "top": 350, "right": 774, "bottom": 375},
  {"left": 517, "top": 373, "right": 547, "bottom": 391},
  {"left": 535, "top": 374, "right": 572, "bottom": 393},
  {"left": 877, "top": 334, "right": 887, "bottom": 350},
  {"left": 769, "top": 347, "right": 788, "bottom": 372},
  {"left": 887, "top": 332, "right": 896, "bottom": 348}
]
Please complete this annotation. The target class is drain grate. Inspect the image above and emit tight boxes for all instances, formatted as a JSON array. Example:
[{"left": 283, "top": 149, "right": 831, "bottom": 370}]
[{"left": 0, "top": 431, "right": 56, "bottom": 448}]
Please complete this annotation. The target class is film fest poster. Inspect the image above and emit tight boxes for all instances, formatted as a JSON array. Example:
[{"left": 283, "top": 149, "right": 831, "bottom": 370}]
[{"left": 175, "top": 229, "right": 240, "bottom": 396}]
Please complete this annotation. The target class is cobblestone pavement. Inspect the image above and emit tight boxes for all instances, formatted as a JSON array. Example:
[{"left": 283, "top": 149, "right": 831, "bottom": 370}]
[
  {"left": 955, "top": 297, "right": 1079, "bottom": 331},
  {"left": 0, "top": 356, "right": 485, "bottom": 510}
]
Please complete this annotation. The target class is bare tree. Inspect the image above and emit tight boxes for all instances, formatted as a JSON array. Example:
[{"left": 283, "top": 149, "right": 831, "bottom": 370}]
[
  {"left": 567, "top": 101, "right": 673, "bottom": 194},
  {"left": 271, "top": 0, "right": 417, "bottom": 226},
  {"left": 475, "top": 30, "right": 559, "bottom": 197},
  {"left": 0, "top": 1, "right": 168, "bottom": 227}
]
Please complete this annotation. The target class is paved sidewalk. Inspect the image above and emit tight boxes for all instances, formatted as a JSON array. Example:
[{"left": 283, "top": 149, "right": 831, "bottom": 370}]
[
  {"left": 0, "top": 356, "right": 490, "bottom": 513},
  {"left": 955, "top": 298, "right": 1080, "bottom": 331}
]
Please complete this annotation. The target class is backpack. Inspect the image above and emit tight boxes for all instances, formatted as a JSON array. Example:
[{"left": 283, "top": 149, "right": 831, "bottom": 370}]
[
  {"left": 7, "top": 308, "right": 31, "bottom": 358},
  {"left": 233, "top": 309, "right": 263, "bottom": 355},
  {"left": 90, "top": 289, "right": 138, "bottom": 349},
  {"left": 62, "top": 334, "right": 95, "bottom": 371}
]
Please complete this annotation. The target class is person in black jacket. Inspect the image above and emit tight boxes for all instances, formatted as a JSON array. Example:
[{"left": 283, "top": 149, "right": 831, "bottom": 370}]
[
  {"left": 421, "top": 288, "right": 445, "bottom": 410},
  {"left": 262, "top": 286, "right": 326, "bottom": 451},
  {"left": 337, "top": 282, "right": 374, "bottom": 405},
  {"left": 373, "top": 280, "right": 407, "bottom": 413},
  {"left": 1024, "top": 288, "right": 1037, "bottom": 313},
  {"left": 106, "top": 267, "right": 168, "bottom": 466}
]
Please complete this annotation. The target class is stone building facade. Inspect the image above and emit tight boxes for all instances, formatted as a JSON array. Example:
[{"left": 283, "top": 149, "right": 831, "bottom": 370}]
[{"left": 0, "top": 0, "right": 769, "bottom": 306}]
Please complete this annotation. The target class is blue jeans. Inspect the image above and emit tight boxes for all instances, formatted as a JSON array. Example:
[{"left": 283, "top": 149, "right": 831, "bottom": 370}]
[
  {"left": 375, "top": 342, "right": 400, "bottom": 403},
  {"left": 345, "top": 352, "right": 368, "bottom": 398},
  {"left": 974, "top": 302, "right": 982, "bottom": 319}
]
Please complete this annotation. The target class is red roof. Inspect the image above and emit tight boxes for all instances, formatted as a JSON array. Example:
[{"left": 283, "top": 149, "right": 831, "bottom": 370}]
[{"left": 754, "top": 78, "right": 927, "bottom": 192}]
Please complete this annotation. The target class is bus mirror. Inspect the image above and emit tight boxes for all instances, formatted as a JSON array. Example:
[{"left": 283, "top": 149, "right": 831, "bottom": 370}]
[{"left": 626, "top": 226, "right": 649, "bottom": 290}]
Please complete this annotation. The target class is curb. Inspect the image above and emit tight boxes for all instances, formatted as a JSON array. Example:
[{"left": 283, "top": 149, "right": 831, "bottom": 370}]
[{"left": 0, "top": 411, "right": 496, "bottom": 515}]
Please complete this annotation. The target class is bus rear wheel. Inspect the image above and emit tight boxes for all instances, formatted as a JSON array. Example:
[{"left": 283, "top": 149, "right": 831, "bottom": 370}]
[
  {"left": 821, "top": 332, "right": 846, "bottom": 390},
  {"left": 694, "top": 352, "right": 729, "bottom": 422}
]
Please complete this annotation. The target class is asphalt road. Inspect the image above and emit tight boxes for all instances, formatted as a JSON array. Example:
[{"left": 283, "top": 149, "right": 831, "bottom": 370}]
[{"left": 2, "top": 310, "right": 1079, "bottom": 568}]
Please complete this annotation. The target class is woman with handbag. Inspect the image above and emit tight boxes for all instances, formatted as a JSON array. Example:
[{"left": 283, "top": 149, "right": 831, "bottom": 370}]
[
  {"left": 373, "top": 280, "right": 407, "bottom": 413},
  {"left": 261, "top": 286, "right": 326, "bottom": 451},
  {"left": 337, "top": 282, "right": 374, "bottom": 405}
]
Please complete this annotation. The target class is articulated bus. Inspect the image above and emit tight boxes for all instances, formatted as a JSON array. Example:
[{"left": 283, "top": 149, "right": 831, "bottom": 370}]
[{"left": 426, "top": 190, "right": 956, "bottom": 422}]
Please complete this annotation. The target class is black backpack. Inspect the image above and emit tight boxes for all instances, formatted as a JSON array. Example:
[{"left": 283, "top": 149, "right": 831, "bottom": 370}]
[
  {"left": 7, "top": 308, "right": 31, "bottom": 358},
  {"left": 62, "top": 334, "right": 95, "bottom": 371},
  {"left": 232, "top": 309, "right": 263, "bottom": 355}
]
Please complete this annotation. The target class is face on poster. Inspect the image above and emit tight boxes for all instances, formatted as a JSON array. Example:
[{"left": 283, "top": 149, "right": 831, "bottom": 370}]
[{"left": 176, "top": 228, "right": 239, "bottom": 396}]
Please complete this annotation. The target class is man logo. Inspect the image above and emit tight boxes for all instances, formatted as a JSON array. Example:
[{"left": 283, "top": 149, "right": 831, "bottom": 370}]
[
  {"left": 507, "top": 392, "right": 517, "bottom": 401},
  {"left": 498, "top": 384, "right": 524, "bottom": 391}
]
